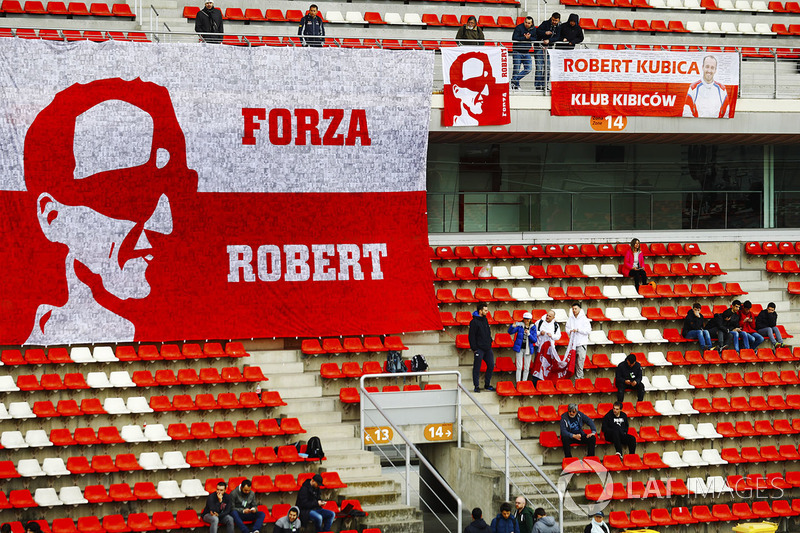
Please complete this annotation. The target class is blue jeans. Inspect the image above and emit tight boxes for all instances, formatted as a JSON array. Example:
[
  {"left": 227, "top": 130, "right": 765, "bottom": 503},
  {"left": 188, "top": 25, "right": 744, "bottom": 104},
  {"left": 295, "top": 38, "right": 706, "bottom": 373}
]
[
  {"left": 742, "top": 332, "right": 764, "bottom": 350},
  {"left": 511, "top": 52, "right": 532, "bottom": 88},
  {"left": 685, "top": 329, "right": 712, "bottom": 350},
  {"left": 309, "top": 508, "right": 335, "bottom": 532},
  {"left": 758, "top": 327, "right": 784, "bottom": 345},
  {"left": 728, "top": 330, "right": 743, "bottom": 351},
  {"left": 534, "top": 47, "right": 549, "bottom": 88},
  {"left": 232, "top": 510, "right": 265, "bottom": 533}
]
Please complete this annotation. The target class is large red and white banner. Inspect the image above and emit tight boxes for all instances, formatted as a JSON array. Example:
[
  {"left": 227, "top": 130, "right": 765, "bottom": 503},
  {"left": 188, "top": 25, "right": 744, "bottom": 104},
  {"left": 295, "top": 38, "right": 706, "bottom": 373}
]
[
  {"left": 442, "top": 46, "right": 510, "bottom": 127},
  {"left": 549, "top": 50, "right": 739, "bottom": 118},
  {"left": 0, "top": 39, "right": 441, "bottom": 345}
]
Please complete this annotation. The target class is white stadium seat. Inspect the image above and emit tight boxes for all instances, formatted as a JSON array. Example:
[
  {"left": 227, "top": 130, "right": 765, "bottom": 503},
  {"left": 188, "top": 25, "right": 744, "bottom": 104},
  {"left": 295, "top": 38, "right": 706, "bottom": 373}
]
[
  {"left": 529, "top": 287, "right": 552, "bottom": 301},
  {"left": 491, "top": 266, "right": 512, "bottom": 280},
  {"left": 0, "top": 403, "right": 9, "bottom": 419},
  {"left": 139, "top": 452, "right": 167, "bottom": 470},
  {"left": 42, "top": 457, "right": 71, "bottom": 476},
  {"left": 688, "top": 477, "right": 709, "bottom": 496},
  {"left": 625, "top": 329, "right": 647, "bottom": 343},
  {"left": 157, "top": 480, "right": 186, "bottom": 499},
  {"left": 509, "top": 265, "right": 532, "bottom": 279},
  {"left": 717, "top": 0, "right": 736, "bottom": 7},
  {"left": 1, "top": 431, "right": 27, "bottom": 449},
  {"left": 18, "top": 458, "right": 46, "bottom": 477},
  {"left": 403, "top": 12, "right": 423, "bottom": 24},
  {"left": 384, "top": 12, "right": 405, "bottom": 24},
  {"left": 702, "top": 450, "right": 729, "bottom": 466},
  {"left": 34, "top": 488, "right": 63, "bottom": 507},
  {"left": 325, "top": 11, "right": 344, "bottom": 22},
  {"left": 623, "top": 307, "right": 645, "bottom": 320},
  {"left": 599, "top": 264, "right": 622, "bottom": 277},
  {"left": 669, "top": 374, "right": 693, "bottom": 389},
  {"left": 650, "top": 375, "right": 676, "bottom": 390},
  {"left": 751, "top": 0, "right": 770, "bottom": 9},
  {"left": 70, "top": 347, "right": 94, "bottom": 363},
  {"left": 673, "top": 398, "right": 700, "bottom": 414},
  {"left": 703, "top": 21, "right": 723, "bottom": 33},
  {"left": 144, "top": 423, "right": 170, "bottom": 442},
  {"left": 684, "top": 0, "right": 703, "bottom": 7},
  {"left": 344, "top": 11, "right": 365, "bottom": 23},
  {"left": 644, "top": 329, "right": 667, "bottom": 343},
  {"left": 707, "top": 475, "right": 733, "bottom": 491},
  {"left": 719, "top": 22, "right": 741, "bottom": 33},
  {"left": 554, "top": 309, "right": 569, "bottom": 323},
  {"left": 619, "top": 285, "right": 643, "bottom": 299},
  {"left": 654, "top": 400, "right": 679, "bottom": 416},
  {"left": 589, "top": 331, "right": 613, "bottom": 345},
  {"left": 127, "top": 396, "right": 154, "bottom": 414},
  {"left": 682, "top": 449, "right": 709, "bottom": 466},
  {"left": 582, "top": 265, "right": 601, "bottom": 278},
  {"left": 511, "top": 287, "right": 533, "bottom": 301},
  {"left": 87, "top": 371, "right": 112, "bottom": 388},
  {"left": 754, "top": 23, "right": 776, "bottom": 34},
  {"left": 678, "top": 424, "right": 702, "bottom": 440},
  {"left": 120, "top": 424, "right": 148, "bottom": 443},
  {"left": 103, "top": 397, "right": 130, "bottom": 415},
  {"left": 163, "top": 451, "right": 191, "bottom": 469},
  {"left": 641, "top": 375, "right": 655, "bottom": 392},
  {"left": 733, "top": 0, "right": 751, "bottom": 8},
  {"left": 610, "top": 352, "right": 626, "bottom": 366},
  {"left": 697, "top": 423, "right": 723, "bottom": 439},
  {"left": 109, "top": 370, "right": 136, "bottom": 388},
  {"left": 9, "top": 401, "right": 35, "bottom": 419},
  {"left": 180, "top": 478, "right": 207, "bottom": 497},
  {"left": 59, "top": 486, "right": 89, "bottom": 505},
  {"left": 25, "top": 429, "right": 53, "bottom": 447},
  {"left": 662, "top": 451, "right": 689, "bottom": 467},
  {"left": 602, "top": 286, "right": 623, "bottom": 299},
  {"left": 647, "top": 352, "right": 671, "bottom": 366},
  {"left": 737, "top": 23, "right": 758, "bottom": 34},
  {"left": 0, "top": 375, "right": 20, "bottom": 392},
  {"left": 686, "top": 21, "right": 706, "bottom": 32},
  {"left": 650, "top": 0, "right": 668, "bottom": 7},
  {"left": 92, "top": 346, "right": 118, "bottom": 362},
  {"left": 605, "top": 307, "right": 625, "bottom": 321}
]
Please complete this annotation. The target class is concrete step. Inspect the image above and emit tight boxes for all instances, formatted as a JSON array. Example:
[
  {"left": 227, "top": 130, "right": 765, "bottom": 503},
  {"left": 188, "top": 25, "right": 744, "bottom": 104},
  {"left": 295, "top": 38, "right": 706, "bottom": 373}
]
[
  {"left": 277, "top": 396, "right": 338, "bottom": 414},
  {"left": 359, "top": 503, "right": 424, "bottom": 523},
  {"left": 302, "top": 422, "right": 352, "bottom": 439},
  {"left": 255, "top": 361, "right": 305, "bottom": 375},
  {"left": 249, "top": 349, "right": 300, "bottom": 364},
  {"left": 267, "top": 372, "right": 318, "bottom": 389},
  {"left": 326, "top": 450, "right": 381, "bottom": 468},
  {"left": 319, "top": 436, "right": 363, "bottom": 452},
  {"left": 329, "top": 463, "right": 383, "bottom": 478},
  {"left": 275, "top": 385, "right": 323, "bottom": 399}
]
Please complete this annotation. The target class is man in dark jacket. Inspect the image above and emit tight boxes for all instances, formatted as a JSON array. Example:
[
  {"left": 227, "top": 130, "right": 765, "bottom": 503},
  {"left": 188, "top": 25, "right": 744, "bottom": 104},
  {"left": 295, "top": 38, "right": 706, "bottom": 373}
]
[
  {"left": 469, "top": 302, "right": 495, "bottom": 393},
  {"left": 560, "top": 403, "right": 596, "bottom": 458},
  {"left": 298, "top": 4, "right": 325, "bottom": 47},
  {"left": 456, "top": 15, "right": 485, "bottom": 45},
  {"left": 614, "top": 353, "right": 644, "bottom": 403},
  {"left": 491, "top": 502, "right": 520, "bottom": 533},
  {"left": 556, "top": 14, "right": 583, "bottom": 49},
  {"left": 708, "top": 300, "right": 745, "bottom": 352},
  {"left": 681, "top": 303, "right": 712, "bottom": 350},
  {"left": 601, "top": 401, "right": 636, "bottom": 457},
  {"left": 510, "top": 17, "right": 535, "bottom": 89},
  {"left": 534, "top": 12, "right": 561, "bottom": 90},
  {"left": 756, "top": 302, "right": 786, "bottom": 348},
  {"left": 514, "top": 497, "right": 536, "bottom": 533},
  {"left": 194, "top": 0, "right": 223, "bottom": 43},
  {"left": 202, "top": 481, "right": 234, "bottom": 533},
  {"left": 465, "top": 508, "right": 491, "bottom": 533},
  {"left": 295, "top": 473, "right": 334, "bottom": 532},
  {"left": 532, "top": 508, "right": 558, "bottom": 533},
  {"left": 229, "top": 479, "right": 264, "bottom": 533}
]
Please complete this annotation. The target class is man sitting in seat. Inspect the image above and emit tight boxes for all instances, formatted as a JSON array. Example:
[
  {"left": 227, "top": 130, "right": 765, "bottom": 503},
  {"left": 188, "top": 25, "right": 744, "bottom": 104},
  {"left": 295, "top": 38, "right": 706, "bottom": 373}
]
[
  {"left": 756, "top": 302, "right": 787, "bottom": 349},
  {"left": 230, "top": 479, "right": 265, "bottom": 533},
  {"left": 707, "top": 300, "right": 745, "bottom": 353},
  {"left": 273, "top": 506, "right": 301, "bottom": 533},
  {"left": 560, "top": 403, "right": 596, "bottom": 458},
  {"left": 681, "top": 303, "right": 712, "bottom": 351},
  {"left": 601, "top": 401, "right": 636, "bottom": 458},
  {"left": 296, "top": 474, "right": 334, "bottom": 532},
  {"left": 614, "top": 353, "right": 644, "bottom": 404}
]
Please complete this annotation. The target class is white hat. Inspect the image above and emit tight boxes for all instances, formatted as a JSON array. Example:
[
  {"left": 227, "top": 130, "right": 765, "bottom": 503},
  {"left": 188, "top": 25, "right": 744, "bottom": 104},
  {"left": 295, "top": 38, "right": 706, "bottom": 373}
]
[{"left": 522, "top": 312, "right": 533, "bottom": 319}]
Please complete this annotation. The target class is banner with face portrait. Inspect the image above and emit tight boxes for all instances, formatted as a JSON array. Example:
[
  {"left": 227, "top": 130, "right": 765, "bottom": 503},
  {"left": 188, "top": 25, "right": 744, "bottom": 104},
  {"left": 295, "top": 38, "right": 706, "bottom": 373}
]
[
  {"left": 442, "top": 46, "right": 511, "bottom": 127},
  {"left": 0, "top": 39, "right": 441, "bottom": 345},
  {"left": 549, "top": 50, "right": 739, "bottom": 118}
]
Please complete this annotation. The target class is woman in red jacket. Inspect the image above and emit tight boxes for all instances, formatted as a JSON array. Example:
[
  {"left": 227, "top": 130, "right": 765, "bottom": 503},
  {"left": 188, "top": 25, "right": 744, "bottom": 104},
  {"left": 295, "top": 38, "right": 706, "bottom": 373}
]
[{"left": 621, "top": 238, "right": 648, "bottom": 292}]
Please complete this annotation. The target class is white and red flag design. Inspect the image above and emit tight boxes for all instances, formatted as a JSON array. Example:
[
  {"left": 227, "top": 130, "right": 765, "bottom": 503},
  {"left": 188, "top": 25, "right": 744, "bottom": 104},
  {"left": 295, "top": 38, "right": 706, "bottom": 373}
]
[
  {"left": 549, "top": 50, "right": 739, "bottom": 118},
  {"left": 0, "top": 39, "right": 441, "bottom": 345},
  {"left": 442, "top": 46, "right": 511, "bottom": 127}
]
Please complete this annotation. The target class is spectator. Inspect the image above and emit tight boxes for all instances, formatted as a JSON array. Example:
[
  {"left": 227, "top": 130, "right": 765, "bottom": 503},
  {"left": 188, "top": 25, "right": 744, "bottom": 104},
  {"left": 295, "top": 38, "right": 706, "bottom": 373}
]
[
  {"left": 560, "top": 403, "right": 597, "bottom": 458},
  {"left": 509, "top": 311, "right": 537, "bottom": 383},
  {"left": 469, "top": 302, "right": 495, "bottom": 393},
  {"left": 194, "top": 0, "right": 223, "bottom": 43},
  {"left": 738, "top": 300, "right": 764, "bottom": 351},
  {"left": 531, "top": 310, "right": 562, "bottom": 385},
  {"left": 273, "top": 506, "right": 301, "bottom": 533},
  {"left": 202, "top": 481, "right": 235, "bottom": 533},
  {"left": 584, "top": 512, "right": 610, "bottom": 533},
  {"left": 614, "top": 353, "right": 644, "bottom": 404},
  {"left": 513, "top": 497, "right": 535, "bottom": 533},
  {"left": 298, "top": 4, "right": 325, "bottom": 47},
  {"left": 465, "top": 508, "right": 491, "bottom": 533},
  {"left": 229, "top": 479, "right": 264, "bottom": 533},
  {"left": 25, "top": 524, "right": 42, "bottom": 533},
  {"left": 491, "top": 502, "right": 521, "bottom": 533},
  {"left": 456, "top": 16, "right": 485, "bottom": 45},
  {"left": 510, "top": 17, "right": 535, "bottom": 90},
  {"left": 621, "top": 238, "right": 649, "bottom": 292},
  {"left": 681, "top": 303, "right": 712, "bottom": 351},
  {"left": 566, "top": 302, "right": 591, "bottom": 379},
  {"left": 708, "top": 300, "right": 745, "bottom": 353},
  {"left": 756, "top": 302, "right": 786, "bottom": 348},
  {"left": 534, "top": 12, "right": 561, "bottom": 90},
  {"left": 556, "top": 14, "right": 583, "bottom": 49},
  {"left": 601, "top": 401, "right": 636, "bottom": 457},
  {"left": 532, "top": 508, "right": 558, "bottom": 533},
  {"left": 295, "top": 473, "right": 334, "bottom": 532}
]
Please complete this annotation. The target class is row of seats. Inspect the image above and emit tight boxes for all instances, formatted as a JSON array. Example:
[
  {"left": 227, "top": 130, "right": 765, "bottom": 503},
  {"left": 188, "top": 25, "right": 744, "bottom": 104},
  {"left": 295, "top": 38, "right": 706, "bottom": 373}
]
[
  {"left": 586, "top": 475, "right": 732, "bottom": 500},
  {"left": 584, "top": 17, "right": 779, "bottom": 35},
  {"left": 563, "top": 0, "right": 789, "bottom": 9},
  {"left": 301, "top": 335, "right": 407, "bottom": 355},
  {"left": 1, "top": 28, "right": 149, "bottom": 40},
  {"left": 1, "top": 417, "right": 304, "bottom": 448},
  {"left": 432, "top": 242, "right": 704, "bottom": 261},
  {"left": 746, "top": 241, "right": 800, "bottom": 255},
  {"left": 0, "top": 341, "right": 248, "bottom": 366},
  {"left": 596, "top": 43, "right": 800, "bottom": 57},
  {"left": 609, "top": 501, "right": 800, "bottom": 528},
  {"left": 1, "top": 444, "right": 319, "bottom": 478},
  {"left": 0, "top": 390, "right": 286, "bottom": 418},
  {"left": 338, "top": 384, "right": 443, "bottom": 403},
  {"left": 321, "top": 360, "right": 444, "bottom": 378},
  {"left": 0, "top": 366, "right": 266, "bottom": 392},
  {"left": 437, "top": 282, "right": 746, "bottom": 304},
  {"left": 0, "top": 0, "right": 133, "bottom": 16},
  {"left": 436, "top": 262, "right": 725, "bottom": 283},
  {"left": 766, "top": 259, "right": 800, "bottom": 273}
]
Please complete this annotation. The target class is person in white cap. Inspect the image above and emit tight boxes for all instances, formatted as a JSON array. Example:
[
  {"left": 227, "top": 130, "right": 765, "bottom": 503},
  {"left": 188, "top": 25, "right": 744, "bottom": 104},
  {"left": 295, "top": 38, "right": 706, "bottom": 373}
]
[{"left": 508, "top": 312, "right": 537, "bottom": 383}]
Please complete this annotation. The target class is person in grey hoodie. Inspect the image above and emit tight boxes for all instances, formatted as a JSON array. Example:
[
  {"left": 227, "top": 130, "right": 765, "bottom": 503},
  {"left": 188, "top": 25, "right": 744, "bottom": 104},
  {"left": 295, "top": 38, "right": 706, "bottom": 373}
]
[
  {"left": 230, "top": 480, "right": 264, "bottom": 533},
  {"left": 273, "top": 506, "right": 301, "bottom": 533},
  {"left": 532, "top": 508, "right": 559, "bottom": 533},
  {"left": 465, "top": 508, "right": 491, "bottom": 533}
]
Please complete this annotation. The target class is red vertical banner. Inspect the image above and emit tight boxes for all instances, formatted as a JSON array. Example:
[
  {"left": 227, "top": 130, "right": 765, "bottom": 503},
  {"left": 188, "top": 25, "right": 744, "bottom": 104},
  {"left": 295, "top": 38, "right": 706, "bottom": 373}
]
[{"left": 442, "top": 46, "right": 511, "bottom": 126}]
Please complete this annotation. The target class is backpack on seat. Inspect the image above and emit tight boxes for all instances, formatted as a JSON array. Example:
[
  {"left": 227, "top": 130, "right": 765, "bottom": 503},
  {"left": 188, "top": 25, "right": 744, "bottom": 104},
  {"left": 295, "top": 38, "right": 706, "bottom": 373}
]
[
  {"left": 305, "top": 436, "right": 324, "bottom": 459},
  {"left": 410, "top": 354, "right": 428, "bottom": 372},
  {"left": 386, "top": 351, "right": 405, "bottom": 373}
]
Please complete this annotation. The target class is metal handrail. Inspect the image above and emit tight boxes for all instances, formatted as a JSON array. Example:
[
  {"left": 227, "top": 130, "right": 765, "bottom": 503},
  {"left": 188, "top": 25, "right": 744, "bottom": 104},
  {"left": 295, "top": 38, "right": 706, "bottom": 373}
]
[{"left": 358, "top": 371, "right": 463, "bottom": 533}]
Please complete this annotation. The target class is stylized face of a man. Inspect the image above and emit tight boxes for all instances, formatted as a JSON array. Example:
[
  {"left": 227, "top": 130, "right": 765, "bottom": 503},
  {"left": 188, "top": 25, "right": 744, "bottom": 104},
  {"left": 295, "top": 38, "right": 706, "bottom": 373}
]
[
  {"left": 453, "top": 57, "right": 491, "bottom": 117},
  {"left": 25, "top": 79, "right": 198, "bottom": 303},
  {"left": 702, "top": 56, "right": 717, "bottom": 84}
]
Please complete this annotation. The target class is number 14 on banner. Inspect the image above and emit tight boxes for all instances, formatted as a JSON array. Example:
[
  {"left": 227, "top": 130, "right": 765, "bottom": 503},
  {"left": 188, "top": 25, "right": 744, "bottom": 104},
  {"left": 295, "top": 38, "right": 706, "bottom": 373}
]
[{"left": 590, "top": 116, "right": 627, "bottom": 131}]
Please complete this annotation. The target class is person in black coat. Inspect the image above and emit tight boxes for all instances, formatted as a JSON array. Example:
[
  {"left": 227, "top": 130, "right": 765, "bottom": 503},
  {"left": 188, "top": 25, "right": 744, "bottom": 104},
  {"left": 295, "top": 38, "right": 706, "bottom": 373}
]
[
  {"left": 556, "top": 14, "right": 583, "bottom": 49},
  {"left": 614, "top": 353, "right": 644, "bottom": 403},
  {"left": 295, "top": 474, "right": 334, "bottom": 532},
  {"left": 756, "top": 302, "right": 786, "bottom": 348},
  {"left": 469, "top": 302, "right": 495, "bottom": 393},
  {"left": 584, "top": 511, "right": 610, "bottom": 533},
  {"left": 534, "top": 12, "right": 561, "bottom": 89},
  {"left": 202, "top": 481, "right": 234, "bottom": 533},
  {"left": 194, "top": 0, "right": 223, "bottom": 43},
  {"left": 297, "top": 4, "right": 326, "bottom": 47},
  {"left": 601, "top": 402, "right": 636, "bottom": 456},
  {"left": 465, "top": 508, "right": 491, "bottom": 533},
  {"left": 708, "top": 300, "right": 745, "bottom": 352},
  {"left": 681, "top": 303, "right": 712, "bottom": 350}
]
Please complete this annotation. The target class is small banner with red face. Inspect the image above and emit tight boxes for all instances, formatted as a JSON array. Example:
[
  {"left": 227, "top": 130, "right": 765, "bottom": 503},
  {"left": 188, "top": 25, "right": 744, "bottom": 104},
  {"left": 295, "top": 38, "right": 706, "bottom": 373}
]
[
  {"left": 442, "top": 46, "right": 511, "bottom": 126},
  {"left": 0, "top": 39, "right": 441, "bottom": 345},
  {"left": 549, "top": 50, "right": 739, "bottom": 118}
]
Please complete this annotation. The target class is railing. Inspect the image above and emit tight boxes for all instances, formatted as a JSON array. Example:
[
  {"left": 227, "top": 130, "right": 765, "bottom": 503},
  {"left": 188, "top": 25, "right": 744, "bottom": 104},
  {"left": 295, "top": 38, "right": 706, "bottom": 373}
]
[
  {"left": 427, "top": 190, "right": 765, "bottom": 232},
  {"left": 148, "top": 5, "right": 158, "bottom": 38}
]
